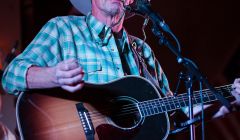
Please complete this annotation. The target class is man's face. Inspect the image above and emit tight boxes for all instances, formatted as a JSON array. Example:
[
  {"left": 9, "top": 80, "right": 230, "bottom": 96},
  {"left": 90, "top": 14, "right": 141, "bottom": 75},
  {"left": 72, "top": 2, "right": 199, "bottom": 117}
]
[{"left": 93, "top": 0, "right": 134, "bottom": 16}]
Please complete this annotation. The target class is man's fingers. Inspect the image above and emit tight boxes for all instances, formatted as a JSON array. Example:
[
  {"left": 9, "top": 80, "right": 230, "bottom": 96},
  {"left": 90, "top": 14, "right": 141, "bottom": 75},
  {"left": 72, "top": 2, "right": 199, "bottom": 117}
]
[
  {"left": 232, "top": 90, "right": 240, "bottom": 99},
  {"left": 54, "top": 59, "right": 85, "bottom": 92},
  {"left": 58, "top": 59, "right": 79, "bottom": 71},
  {"left": 61, "top": 83, "right": 85, "bottom": 93},
  {"left": 233, "top": 78, "right": 240, "bottom": 86},
  {"left": 213, "top": 106, "right": 229, "bottom": 118},
  {"left": 232, "top": 78, "right": 240, "bottom": 92},
  {"left": 56, "top": 67, "right": 83, "bottom": 78},
  {"left": 236, "top": 88, "right": 240, "bottom": 94},
  {"left": 58, "top": 74, "right": 84, "bottom": 85},
  {"left": 234, "top": 83, "right": 240, "bottom": 89}
]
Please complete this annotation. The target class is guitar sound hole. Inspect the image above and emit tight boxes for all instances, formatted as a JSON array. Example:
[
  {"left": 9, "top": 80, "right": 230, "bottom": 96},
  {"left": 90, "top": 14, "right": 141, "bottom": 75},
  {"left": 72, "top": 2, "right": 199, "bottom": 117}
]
[{"left": 109, "top": 97, "right": 142, "bottom": 129}]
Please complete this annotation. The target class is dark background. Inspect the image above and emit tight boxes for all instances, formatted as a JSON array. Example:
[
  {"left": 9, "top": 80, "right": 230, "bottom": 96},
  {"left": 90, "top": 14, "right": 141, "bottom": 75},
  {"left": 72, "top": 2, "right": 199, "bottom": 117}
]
[{"left": 0, "top": 0, "right": 240, "bottom": 139}]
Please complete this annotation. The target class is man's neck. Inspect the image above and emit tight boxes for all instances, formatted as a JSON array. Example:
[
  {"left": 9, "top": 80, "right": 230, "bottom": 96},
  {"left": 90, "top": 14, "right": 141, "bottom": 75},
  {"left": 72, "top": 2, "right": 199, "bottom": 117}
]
[{"left": 92, "top": 10, "right": 124, "bottom": 33}]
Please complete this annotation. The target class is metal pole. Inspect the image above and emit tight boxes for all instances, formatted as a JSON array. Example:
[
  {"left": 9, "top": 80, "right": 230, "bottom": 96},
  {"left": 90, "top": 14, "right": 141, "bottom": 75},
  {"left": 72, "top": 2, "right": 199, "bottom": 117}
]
[{"left": 186, "top": 76, "right": 196, "bottom": 140}]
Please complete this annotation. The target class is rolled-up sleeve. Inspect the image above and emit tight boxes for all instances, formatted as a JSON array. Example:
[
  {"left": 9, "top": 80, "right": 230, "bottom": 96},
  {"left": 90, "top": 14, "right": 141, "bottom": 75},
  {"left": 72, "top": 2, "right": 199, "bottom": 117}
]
[{"left": 1, "top": 18, "right": 62, "bottom": 95}]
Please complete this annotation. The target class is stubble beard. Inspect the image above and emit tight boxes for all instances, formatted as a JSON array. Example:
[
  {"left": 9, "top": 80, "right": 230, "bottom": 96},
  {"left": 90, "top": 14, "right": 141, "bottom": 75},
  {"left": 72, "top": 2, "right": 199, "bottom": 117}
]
[{"left": 105, "top": 3, "right": 123, "bottom": 17}]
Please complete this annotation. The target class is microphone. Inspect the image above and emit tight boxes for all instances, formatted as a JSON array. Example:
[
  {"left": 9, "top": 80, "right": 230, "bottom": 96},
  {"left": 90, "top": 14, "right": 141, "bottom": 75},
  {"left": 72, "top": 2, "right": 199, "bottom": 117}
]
[{"left": 125, "top": 0, "right": 171, "bottom": 33}]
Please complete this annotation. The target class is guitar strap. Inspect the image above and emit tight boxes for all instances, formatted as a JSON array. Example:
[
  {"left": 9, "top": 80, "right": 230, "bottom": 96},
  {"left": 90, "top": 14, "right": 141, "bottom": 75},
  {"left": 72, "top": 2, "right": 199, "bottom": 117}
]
[{"left": 129, "top": 38, "right": 165, "bottom": 97}]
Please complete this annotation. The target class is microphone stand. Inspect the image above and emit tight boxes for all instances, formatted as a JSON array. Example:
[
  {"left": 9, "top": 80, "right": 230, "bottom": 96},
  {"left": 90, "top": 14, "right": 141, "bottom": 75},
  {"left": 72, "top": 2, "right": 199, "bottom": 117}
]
[
  {"left": 150, "top": 20, "right": 232, "bottom": 110},
  {"left": 126, "top": 1, "right": 233, "bottom": 140},
  {"left": 152, "top": 11, "right": 233, "bottom": 140},
  {"left": 185, "top": 72, "right": 196, "bottom": 140},
  {"left": 152, "top": 23, "right": 232, "bottom": 140}
]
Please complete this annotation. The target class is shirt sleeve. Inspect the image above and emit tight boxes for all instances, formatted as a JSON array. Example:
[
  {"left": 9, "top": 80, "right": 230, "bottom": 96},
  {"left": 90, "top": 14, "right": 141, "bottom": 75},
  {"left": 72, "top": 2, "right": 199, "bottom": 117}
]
[{"left": 1, "top": 18, "right": 62, "bottom": 95}]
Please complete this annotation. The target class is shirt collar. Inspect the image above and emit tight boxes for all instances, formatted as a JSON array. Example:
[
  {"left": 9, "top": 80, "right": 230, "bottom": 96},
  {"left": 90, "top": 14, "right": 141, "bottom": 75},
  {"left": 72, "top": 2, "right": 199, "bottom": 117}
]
[
  {"left": 86, "top": 13, "right": 112, "bottom": 44},
  {"left": 86, "top": 13, "right": 131, "bottom": 53}
]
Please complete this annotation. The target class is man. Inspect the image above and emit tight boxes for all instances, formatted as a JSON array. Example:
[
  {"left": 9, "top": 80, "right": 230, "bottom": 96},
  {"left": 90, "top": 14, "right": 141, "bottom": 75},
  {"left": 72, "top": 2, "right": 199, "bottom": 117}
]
[
  {"left": 1, "top": 0, "right": 240, "bottom": 138},
  {"left": 2, "top": 0, "right": 173, "bottom": 96}
]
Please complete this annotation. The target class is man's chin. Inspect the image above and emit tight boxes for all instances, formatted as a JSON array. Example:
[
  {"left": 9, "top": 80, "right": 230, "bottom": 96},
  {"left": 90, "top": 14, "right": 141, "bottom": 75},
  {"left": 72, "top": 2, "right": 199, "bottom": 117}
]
[{"left": 109, "top": 8, "right": 123, "bottom": 16}]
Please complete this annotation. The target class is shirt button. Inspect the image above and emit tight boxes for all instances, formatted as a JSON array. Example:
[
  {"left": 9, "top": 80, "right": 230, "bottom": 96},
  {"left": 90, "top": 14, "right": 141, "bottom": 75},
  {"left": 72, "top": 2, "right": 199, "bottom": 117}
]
[{"left": 111, "top": 48, "right": 114, "bottom": 51}]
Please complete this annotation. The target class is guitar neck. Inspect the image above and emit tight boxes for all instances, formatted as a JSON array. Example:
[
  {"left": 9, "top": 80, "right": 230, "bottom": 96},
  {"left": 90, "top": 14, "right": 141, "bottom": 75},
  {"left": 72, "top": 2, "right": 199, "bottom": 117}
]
[{"left": 138, "top": 84, "right": 233, "bottom": 117}]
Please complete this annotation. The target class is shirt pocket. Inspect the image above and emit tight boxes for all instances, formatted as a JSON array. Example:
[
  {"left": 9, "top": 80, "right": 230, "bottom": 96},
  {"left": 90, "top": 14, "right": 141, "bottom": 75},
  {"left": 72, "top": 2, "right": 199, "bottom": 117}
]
[{"left": 79, "top": 60, "right": 102, "bottom": 74}]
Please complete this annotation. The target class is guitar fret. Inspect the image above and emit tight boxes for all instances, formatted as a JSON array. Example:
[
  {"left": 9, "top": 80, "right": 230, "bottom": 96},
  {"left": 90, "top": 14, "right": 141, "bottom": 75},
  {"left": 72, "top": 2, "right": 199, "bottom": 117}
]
[
  {"left": 161, "top": 97, "right": 176, "bottom": 112},
  {"left": 154, "top": 99, "right": 163, "bottom": 113},
  {"left": 208, "top": 94, "right": 216, "bottom": 101},
  {"left": 146, "top": 101, "right": 157, "bottom": 116},
  {"left": 194, "top": 92, "right": 205, "bottom": 104},
  {"left": 173, "top": 96, "right": 181, "bottom": 109},
  {"left": 165, "top": 99, "right": 171, "bottom": 111},
  {"left": 217, "top": 87, "right": 231, "bottom": 99},
  {"left": 203, "top": 93, "right": 209, "bottom": 103},
  {"left": 153, "top": 99, "right": 161, "bottom": 113},
  {"left": 193, "top": 91, "right": 202, "bottom": 104},
  {"left": 165, "top": 98, "right": 171, "bottom": 110},
  {"left": 179, "top": 94, "right": 186, "bottom": 107},
  {"left": 151, "top": 101, "right": 157, "bottom": 115},
  {"left": 137, "top": 84, "right": 232, "bottom": 118},
  {"left": 148, "top": 101, "right": 154, "bottom": 115},
  {"left": 152, "top": 100, "right": 161, "bottom": 114},
  {"left": 148, "top": 101, "right": 156, "bottom": 115},
  {"left": 169, "top": 97, "right": 176, "bottom": 110},
  {"left": 143, "top": 102, "right": 150, "bottom": 116},
  {"left": 168, "top": 97, "right": 176, "bottom": 110},
  {"left": 149, "top": 102, "right": 154, "bottom": 115},
  {"left": 204, "top": 90, "right": 216, "bottom": 101},
  {"left": 203, "top": 92, "right": 211, "bottom": 102},
  {"left": 193, "top": 92, "right": 200, "bottom": 104},
  {"left": 227, "top": 86, "right": 232, "bottom": 93},
  {"left": 139, "top": 103, "right": 148, "bottom": 117},
  {"left": 153, "top": 99, "right": 162, "bottom": 114},
  {"left": 158, "top": 99, "right": 167, "bottom": 112}
]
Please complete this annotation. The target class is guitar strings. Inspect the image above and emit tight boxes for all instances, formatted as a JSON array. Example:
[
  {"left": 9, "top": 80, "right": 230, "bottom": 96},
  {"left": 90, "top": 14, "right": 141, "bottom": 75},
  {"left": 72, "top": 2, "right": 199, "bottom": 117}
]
[
  {"left": 87, "top": 84, "right": 232, "bottom": 117},
  {"left": 88, "top": 88, "right": 232, "bottom": 122},
  {"left": 84, "top": 85, "right": 232, "bottom": 123},
  {"left": 84, "top": 90, "right": 233, "bottom": 125},
  {"left": 87, "top": 93, "right": 231, "bottom": 125},
  {"left": 21, "top": 85, "right": 232, "bottom": 131},
  {"left": 85, "top": 85, "right": 232, "bottom": 122},
  {"left": 85, "top": 87, "right": 230, "bottom": 124}
]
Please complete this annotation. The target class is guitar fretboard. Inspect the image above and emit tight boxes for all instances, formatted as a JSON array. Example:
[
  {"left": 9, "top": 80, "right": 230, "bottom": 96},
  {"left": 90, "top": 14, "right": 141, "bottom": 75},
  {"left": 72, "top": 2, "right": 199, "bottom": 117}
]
[{"left": 137, "top": 84, "right": 232, "bottom": 117}]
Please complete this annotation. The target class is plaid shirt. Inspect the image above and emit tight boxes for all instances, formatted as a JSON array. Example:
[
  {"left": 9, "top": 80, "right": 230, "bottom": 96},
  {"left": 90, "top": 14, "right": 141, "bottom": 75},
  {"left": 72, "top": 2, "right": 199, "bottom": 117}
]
[{"left": 2, "top": 13, "right": 171, "bottom": 96}]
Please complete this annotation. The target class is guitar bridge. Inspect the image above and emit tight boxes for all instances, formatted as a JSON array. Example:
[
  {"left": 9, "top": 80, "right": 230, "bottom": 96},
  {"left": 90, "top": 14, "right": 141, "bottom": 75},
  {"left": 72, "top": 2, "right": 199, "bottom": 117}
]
[{"left": 76, "top": 102, "right": 95, "bottom": 140}]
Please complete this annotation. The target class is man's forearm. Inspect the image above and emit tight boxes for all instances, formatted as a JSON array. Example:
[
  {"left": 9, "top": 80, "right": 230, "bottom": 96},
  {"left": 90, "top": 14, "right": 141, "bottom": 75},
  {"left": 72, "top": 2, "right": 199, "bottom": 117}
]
[{"left": 26, "top": 66, "right": 58, "bottom": 89}]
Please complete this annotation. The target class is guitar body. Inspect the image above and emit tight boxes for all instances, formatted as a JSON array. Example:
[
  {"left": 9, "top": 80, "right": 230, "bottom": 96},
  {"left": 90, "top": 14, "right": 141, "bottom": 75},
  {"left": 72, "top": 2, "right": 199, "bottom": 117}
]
[{"left": 16, "top": 76, "right": 170, "bottom": 140}]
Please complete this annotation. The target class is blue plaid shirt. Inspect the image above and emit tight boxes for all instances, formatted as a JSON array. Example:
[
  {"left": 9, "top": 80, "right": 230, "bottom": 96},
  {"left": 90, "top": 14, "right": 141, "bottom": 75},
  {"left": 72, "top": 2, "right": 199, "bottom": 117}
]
[{"left": 2, "top": 13, "right": 171, "bottom": 96}]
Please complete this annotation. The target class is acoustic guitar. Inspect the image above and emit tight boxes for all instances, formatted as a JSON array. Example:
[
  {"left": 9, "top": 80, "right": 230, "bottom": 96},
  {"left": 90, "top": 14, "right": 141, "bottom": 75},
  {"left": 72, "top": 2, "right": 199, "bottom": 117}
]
[{"left": 16, "top": 76, "right": 232, "bottom": 140}]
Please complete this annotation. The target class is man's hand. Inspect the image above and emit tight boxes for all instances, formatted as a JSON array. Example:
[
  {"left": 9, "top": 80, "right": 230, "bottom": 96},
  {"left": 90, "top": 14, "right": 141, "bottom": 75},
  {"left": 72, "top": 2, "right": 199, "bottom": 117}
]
[
  {"left": 231, "top": 78, "right": 240, "bottom": 105},
  {"left": 54, "top": 59, "right": 84, "bottom": 93},
  {"left": 213, "top": 78, "right": 240, "bottom": 118},
  {"left": 27, "top": 59, "right": 84, "bottom": 93}
]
